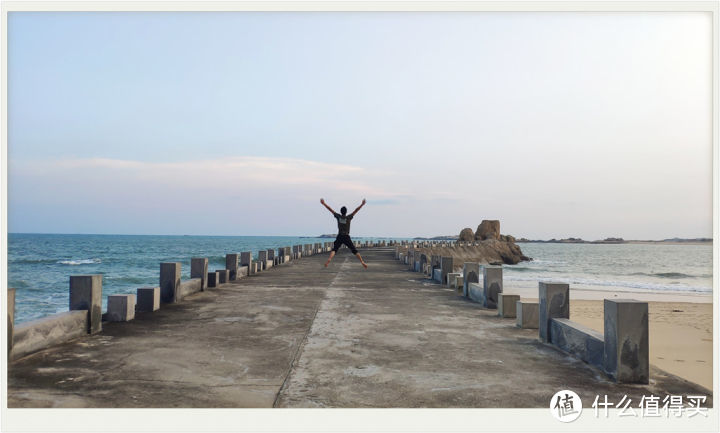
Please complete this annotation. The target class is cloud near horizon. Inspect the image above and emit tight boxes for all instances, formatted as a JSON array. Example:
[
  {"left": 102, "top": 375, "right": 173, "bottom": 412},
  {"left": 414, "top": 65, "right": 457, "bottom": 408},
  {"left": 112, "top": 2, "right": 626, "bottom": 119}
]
[{"left": 8, "top": 156, "right": 451, "bottom": 236}]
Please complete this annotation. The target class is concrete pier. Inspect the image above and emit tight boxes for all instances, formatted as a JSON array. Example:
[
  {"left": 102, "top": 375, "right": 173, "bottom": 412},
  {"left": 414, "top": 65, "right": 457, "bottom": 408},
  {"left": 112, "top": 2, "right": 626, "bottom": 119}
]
[
  {"left": 7, "top": 248, "right": 709, "bottom": 408},
  {"left": 69, "top": 274, "right": 103, "bottom": 334}
]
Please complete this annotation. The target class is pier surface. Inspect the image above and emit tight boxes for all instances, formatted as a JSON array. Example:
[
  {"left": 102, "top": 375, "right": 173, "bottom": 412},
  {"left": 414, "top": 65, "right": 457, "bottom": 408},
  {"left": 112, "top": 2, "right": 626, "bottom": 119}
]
[{"left": 7, "top": 248, "right": 711, "bottom": 408}]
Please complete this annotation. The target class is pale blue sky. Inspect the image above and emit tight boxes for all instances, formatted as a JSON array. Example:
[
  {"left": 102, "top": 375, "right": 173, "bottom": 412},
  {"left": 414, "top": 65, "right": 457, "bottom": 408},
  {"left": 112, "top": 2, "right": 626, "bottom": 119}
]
[{"left": 7, "top": 11, "right": 713, "bottom": 239}]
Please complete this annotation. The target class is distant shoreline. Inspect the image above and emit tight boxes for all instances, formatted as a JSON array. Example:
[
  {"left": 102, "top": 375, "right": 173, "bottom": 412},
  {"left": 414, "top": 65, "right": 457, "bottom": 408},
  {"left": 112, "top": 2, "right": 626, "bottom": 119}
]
[{"left": 516, "top": 239, "right": 712, "bottom": 245}]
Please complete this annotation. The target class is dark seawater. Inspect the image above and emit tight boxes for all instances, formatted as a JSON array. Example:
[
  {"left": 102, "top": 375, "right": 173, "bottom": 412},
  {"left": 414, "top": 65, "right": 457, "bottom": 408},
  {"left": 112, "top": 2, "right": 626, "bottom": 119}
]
[
  {"left": 7, "top": 233, "right": 401, "bottom": 324},
  {"left": 7, "top": 234, "right": 713, "bottom": 324}
]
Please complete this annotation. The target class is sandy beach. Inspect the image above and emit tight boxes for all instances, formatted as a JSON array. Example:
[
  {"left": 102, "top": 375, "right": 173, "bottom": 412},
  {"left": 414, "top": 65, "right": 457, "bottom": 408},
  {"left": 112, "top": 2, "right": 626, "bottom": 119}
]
[{"left": 509, "top": 285, "right": 713, "bottom": 390}]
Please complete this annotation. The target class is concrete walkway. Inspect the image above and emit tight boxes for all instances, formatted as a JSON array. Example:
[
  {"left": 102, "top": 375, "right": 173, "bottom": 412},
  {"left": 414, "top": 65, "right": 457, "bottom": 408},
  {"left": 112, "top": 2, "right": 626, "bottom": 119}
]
[{"left": 7, "top": 248, "right": 711, "bottom": 408}]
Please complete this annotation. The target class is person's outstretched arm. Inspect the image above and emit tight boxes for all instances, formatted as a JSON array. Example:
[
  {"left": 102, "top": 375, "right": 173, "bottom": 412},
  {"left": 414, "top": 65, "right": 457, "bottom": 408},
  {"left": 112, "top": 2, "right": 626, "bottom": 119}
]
[
  {"left": 350, "top": 198, "right": 367, "bottom": 217},
  {"left": 320, "top": 198, "right": 336, "bottom": 214}
]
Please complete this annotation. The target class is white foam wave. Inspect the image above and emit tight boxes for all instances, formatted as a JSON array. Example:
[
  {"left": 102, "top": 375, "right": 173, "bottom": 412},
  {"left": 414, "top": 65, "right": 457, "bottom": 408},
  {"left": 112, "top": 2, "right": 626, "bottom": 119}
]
[
  {"left": 503, "top": 275, "right": 711, "bottom": 294},
  {"left": 57, "top": 258, "right": 102, "bottom": 265}
]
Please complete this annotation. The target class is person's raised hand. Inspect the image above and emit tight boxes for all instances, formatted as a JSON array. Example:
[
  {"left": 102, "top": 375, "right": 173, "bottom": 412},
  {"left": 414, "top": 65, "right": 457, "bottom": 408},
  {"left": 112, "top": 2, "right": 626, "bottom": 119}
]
[
  {"left": 320, "top": 198, "right": 325, "bottom": 205},
  {"left": 362, "top": 198, "right": 367, "bottom": 205}
]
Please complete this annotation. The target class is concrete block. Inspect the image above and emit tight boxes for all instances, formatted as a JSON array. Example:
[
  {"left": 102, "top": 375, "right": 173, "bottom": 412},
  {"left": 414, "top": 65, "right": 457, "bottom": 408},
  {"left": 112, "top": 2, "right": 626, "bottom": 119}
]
[
  {"left": 440, "top": 257, "right": 454, "bottom": 284},
  {"left": 538, "top": 282, "right": 569, "bottom": 343},
  {"left": 432, "top": 268, "right": 442, "bottom": 283},
  {"left": 178, "top": 278, "right": 202, "bottom": 300},
  {"left": 11, "top": 311, "right": 88, "bottom": 361},
  {"left": 603, "top": 299, "right": 649, "bottom": 384},
  {"left": 69, "top": 274, "right": 103, "bottom": 334},
  {"left": 240, "top": 252, "right": 253, "bottom": 275},
  {"left": 267, "top": 249, "right": 275, "bottom": 261},
  {"left": 482, "top": 266, "right": 503, "bottom": 309},
  {"left": 136, "top": 287, "right": 160, "bottom": 312},
  {"left": 216, "top": 269, "right": 229, "bottom": 284},
  {"left": 463, "top": 262, "right": 480, "bottom": 297},
  {"left": 8, "top": 288, "right": 15, "bottom": 359},
  {"left": 226, "top": 253, "right": 239, "bottom": 280},
  {"left": 258, "top": 251, "right": 269, "bottom": 270},
  {"left": 238, "top": 266, "right": 248, "bottom": 278},
  {"left": 497, "top": 294, "right": 520, "bottom": 318},
  {"left": 191, "top": 257, "right": 209, "bottom": 290},
  {"left": 516, "top": 301, "right": 539, "bottom": 329},
  {"left": 550, "top": 318, "right": 604, "bottom": 369},
  {"left": 446, "top": 272, "right": 462, "bottom": 287},
  {"left": 454, "top": 276, "right": 464, "bottom": 291},
  {"left": 107, "top": 294, "right": 136, "bottom": 322},
  {"left": 207, "top": 272, "right": 219, "bottom": 288},
  {"left": 159, "top": 263, "right": 181, "bottom": 305}
]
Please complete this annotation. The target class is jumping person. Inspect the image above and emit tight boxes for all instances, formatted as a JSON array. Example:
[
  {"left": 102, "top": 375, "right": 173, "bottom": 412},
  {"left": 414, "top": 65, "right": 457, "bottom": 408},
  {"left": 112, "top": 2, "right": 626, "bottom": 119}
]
[{"left": 320, "top": 198, "right": 368, "bottom": 269}]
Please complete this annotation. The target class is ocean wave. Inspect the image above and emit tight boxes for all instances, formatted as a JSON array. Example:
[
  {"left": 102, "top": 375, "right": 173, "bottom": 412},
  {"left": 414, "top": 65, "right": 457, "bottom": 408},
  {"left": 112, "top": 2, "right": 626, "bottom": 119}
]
[
  {"left": 10, "top": 258, "right": 60, "bottom": 265},
  {"left": 504, "top": 275, "right": 712, "bottom": 294},
  {"left": 57, "top": 258, "right": 102, "bottom": 265},
  {"left": 627, "top": 271, "right": 713, "bottom": 279}
]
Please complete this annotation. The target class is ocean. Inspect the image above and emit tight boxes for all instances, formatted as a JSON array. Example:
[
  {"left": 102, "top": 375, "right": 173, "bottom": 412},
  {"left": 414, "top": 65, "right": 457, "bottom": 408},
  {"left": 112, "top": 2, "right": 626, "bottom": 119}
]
[{"left": 7, "top": 234, "right": 713, "bottom": 324}]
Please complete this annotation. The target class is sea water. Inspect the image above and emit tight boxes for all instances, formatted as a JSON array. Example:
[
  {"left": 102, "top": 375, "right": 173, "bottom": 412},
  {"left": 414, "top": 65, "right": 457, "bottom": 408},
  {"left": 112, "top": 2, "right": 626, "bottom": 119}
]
[{"left": 7, "top": 234, "right": 713, "bottom": 324}]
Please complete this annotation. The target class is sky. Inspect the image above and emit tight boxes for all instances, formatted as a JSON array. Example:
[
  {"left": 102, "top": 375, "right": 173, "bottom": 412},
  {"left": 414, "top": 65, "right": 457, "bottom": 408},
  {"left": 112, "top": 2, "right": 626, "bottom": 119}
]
[{"left": 6, "top": 11, "right": 714, "bottom": 239}]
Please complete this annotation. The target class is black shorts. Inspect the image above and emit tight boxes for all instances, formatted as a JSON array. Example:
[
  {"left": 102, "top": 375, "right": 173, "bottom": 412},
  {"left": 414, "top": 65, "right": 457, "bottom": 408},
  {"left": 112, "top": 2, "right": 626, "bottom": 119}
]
[{"left": 333, "top": 234, "right": 358, "bottom": 254}]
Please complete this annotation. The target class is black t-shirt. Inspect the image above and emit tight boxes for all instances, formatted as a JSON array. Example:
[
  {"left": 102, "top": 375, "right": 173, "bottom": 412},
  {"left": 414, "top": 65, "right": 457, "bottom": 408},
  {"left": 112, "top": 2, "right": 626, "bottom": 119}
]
[{"left": 334, "top": 213, "right": 353, "bottom": 235}]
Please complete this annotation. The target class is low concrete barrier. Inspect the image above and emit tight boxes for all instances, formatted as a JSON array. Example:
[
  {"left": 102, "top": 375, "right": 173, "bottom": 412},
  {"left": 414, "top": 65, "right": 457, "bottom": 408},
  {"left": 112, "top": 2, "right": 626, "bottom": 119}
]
[
  {"left": 11, "top": 310, "right": 88, "bottom": 361},
  {"left": 468, "top": 282, "right": 484, "bottom": 304},
  {"left": 238, "top": 266, "right": 249, "bottom": 278},
  {"left": 497, "top": 294, "right": 520, "bottom": 318},
  {"left": 177, "top": 278, "right": 203, "bottom": 300},
  {"left": 207, "top": 272, "right": 219, "bottom": 288},
  {"left": 432, "top": 268, "right": 442, "bottom": 283},
  {"left": 107, "top": 294, "right": 136, "bottom": 322},
  {"left": 550, "top": 318, "right": 604, "bottom": 369},
  {"left": 137, "top": 287, "right": 160, "bottom": 312},
  {"left": 516, "top": 301, "right": 538, "bottom": 329},
  {"left": 216, "top": 269, "right": 228, "bottom": 284}
]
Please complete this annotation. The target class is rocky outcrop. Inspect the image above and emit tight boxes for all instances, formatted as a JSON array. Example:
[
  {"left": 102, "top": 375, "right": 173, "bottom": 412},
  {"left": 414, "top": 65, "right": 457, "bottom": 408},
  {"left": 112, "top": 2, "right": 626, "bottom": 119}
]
[
  {"left": 476, "top": 220, "right": 500, "bottom": 241},
  {"left": 458, "top": 228, "right": 475, "bottom": 242},
  {"left": 407, "top": 239, "right": 531, "bottom": 267}
]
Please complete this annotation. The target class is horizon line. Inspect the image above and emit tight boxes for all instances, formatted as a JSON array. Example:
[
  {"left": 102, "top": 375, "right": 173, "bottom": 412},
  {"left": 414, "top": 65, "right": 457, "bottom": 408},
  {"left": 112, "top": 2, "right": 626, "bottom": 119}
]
[{"left": 6, "top": 232, "right": 714, "bottom": 242}]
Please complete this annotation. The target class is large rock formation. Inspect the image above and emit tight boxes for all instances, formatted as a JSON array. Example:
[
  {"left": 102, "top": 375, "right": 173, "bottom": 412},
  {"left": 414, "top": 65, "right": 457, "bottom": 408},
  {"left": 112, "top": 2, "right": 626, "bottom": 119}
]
[
  {"left": 476, "top": 220, "right": 500, "bottom": 241},
  {"left": 458, "top": 228, "right": 475, "bottom": 242}
]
